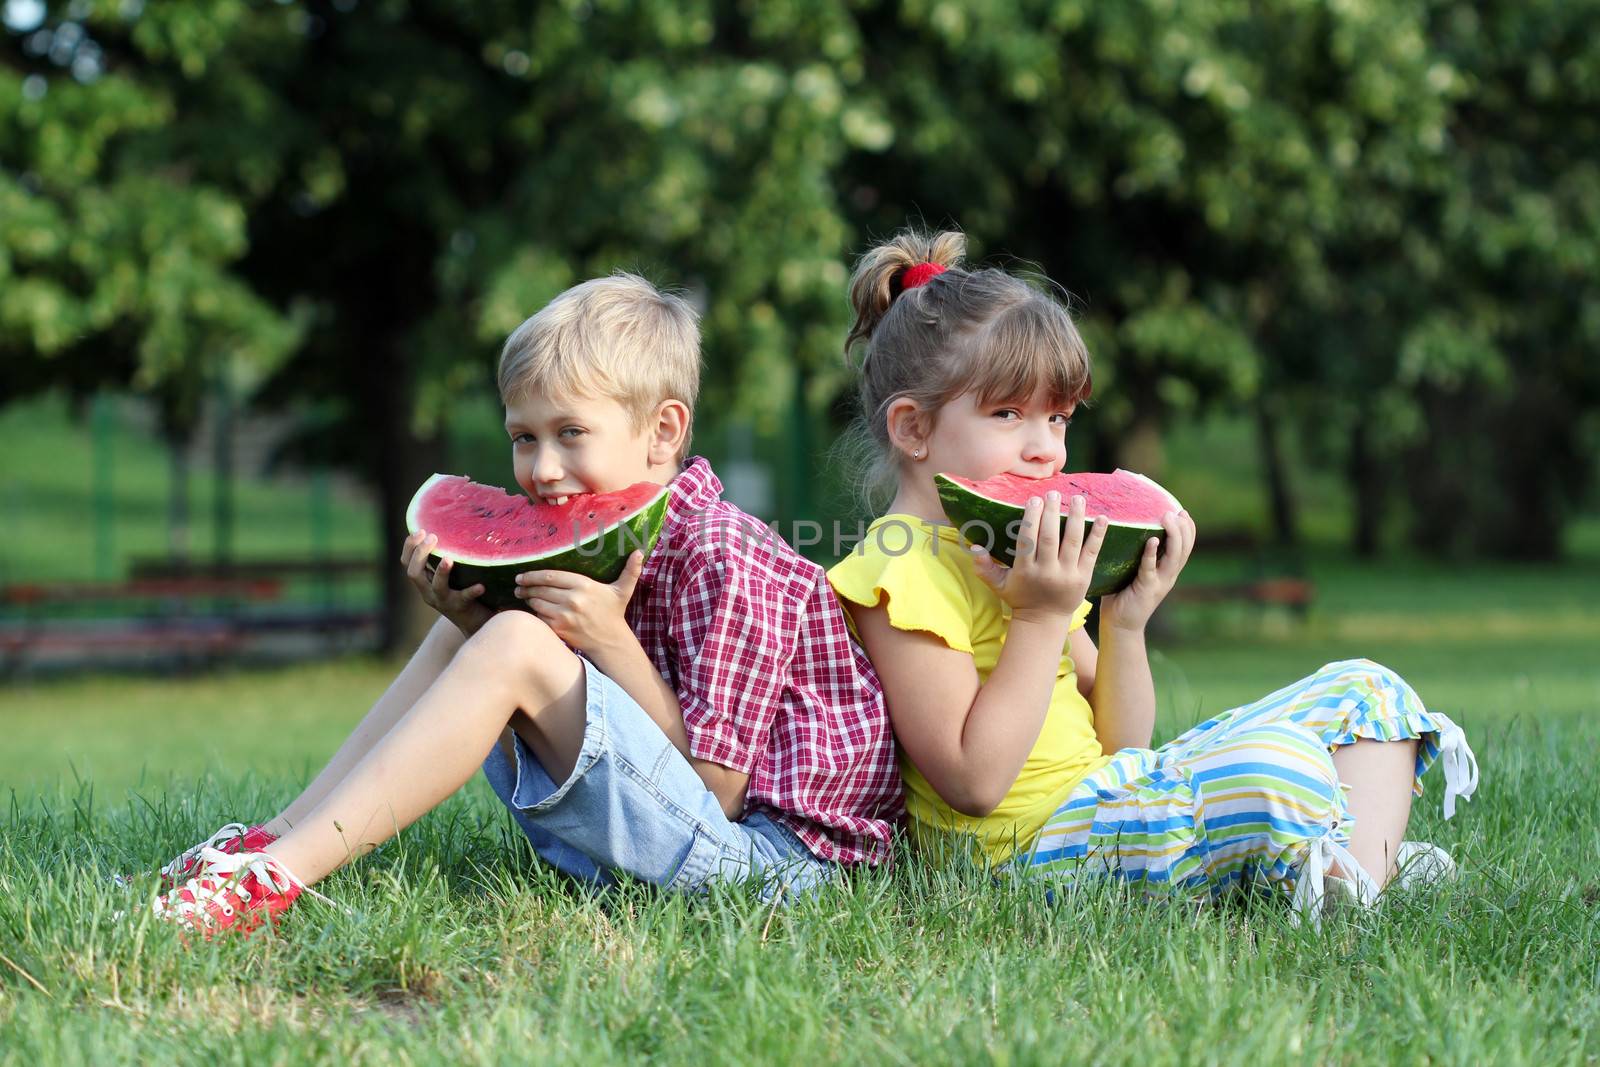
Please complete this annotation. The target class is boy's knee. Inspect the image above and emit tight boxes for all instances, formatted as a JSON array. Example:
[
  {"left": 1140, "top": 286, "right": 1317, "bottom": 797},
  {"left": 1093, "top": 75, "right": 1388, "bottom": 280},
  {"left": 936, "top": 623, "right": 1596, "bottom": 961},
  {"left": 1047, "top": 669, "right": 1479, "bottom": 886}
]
[
  {"left": 465, "top": 611, "right": 566, "bottom": 672},
  {"left": 473, "top": 608, "right": 553, "bottom": 645}
]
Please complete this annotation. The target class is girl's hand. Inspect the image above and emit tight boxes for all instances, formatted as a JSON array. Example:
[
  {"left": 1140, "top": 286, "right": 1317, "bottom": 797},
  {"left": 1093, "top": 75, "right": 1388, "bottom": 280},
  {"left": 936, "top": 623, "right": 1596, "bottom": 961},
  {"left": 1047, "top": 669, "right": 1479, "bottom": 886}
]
[
  {"left": 1099, "top": 508, "right": 1195, "bottom": 632},
  {"left": 402, "top": 530, "right": 493, "bottom": 638},
  {"left": 971, "top": 491, "right": 1109, "bottom": 624},
  {"left": 514, "top": 550, "right": 645, "bottom": 653}
]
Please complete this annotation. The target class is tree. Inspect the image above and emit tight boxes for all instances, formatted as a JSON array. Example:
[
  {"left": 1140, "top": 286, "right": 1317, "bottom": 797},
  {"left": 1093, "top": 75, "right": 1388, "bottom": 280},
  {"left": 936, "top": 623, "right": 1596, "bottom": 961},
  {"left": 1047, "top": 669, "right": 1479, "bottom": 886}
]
[
  {"left": 7, "top": 0, "right": 1595, "bottom": 636},
  {"left": 836, "top": 0, "right": 1464, "bottom": 548},
  {"left": 1388, "top": 0, "right": 1600, "bottom": 557},
  {"left": 2, "top": 2, "right": 300, "bottom": 555},
  {"left": 8, "top": 0, "right": 878, "bottom": 646}
]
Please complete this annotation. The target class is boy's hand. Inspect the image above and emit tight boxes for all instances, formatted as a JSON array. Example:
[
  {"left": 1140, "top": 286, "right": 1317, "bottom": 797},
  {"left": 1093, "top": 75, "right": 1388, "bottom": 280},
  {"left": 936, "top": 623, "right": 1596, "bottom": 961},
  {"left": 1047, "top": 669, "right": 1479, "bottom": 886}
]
[
  {"left": 971, "top": 491, "right": 1109, "bottom": 625},
  {"left": 402, "top": 530, "right": 493, "bottom": 638},
  {"left": 514, "top": 551, "right": 645, "bottom": 653},
  {"left": 1099, "top": 508, "right": 1195, "bottom": 633}
]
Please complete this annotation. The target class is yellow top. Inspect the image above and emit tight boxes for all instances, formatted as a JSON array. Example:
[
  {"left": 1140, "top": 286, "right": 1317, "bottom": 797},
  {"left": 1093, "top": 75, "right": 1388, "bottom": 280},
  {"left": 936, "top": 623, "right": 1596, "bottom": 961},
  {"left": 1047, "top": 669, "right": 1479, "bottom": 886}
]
[{"left": 826, "top": 514, "right": 1111, "bottom": 865}]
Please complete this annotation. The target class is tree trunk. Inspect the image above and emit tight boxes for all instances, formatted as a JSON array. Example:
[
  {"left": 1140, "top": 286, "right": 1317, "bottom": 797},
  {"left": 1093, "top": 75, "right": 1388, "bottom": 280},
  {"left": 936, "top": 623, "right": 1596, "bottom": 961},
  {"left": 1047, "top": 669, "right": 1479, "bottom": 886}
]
[
  {"left": 1346, "top": 421, "right": 1383, "bottom": 558},
  {"left": 1255, "top": 394, "right": 1299, "bottom": 548},
  {"left": 1116, "top": 413, "right": 1165, "bottom": 481},
  {"left": 375, "top": 339, "right": 444, "bottom": 655},
  {"left": 1478, "top": 379, "right": 1572, "bottom": 560}
]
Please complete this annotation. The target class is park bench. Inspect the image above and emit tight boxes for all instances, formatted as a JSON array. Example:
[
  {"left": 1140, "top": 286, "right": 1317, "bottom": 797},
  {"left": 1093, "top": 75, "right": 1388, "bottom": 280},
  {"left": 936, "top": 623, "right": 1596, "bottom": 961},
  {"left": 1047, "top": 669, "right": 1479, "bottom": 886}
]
[
  {"left": 1172, "top": 575, "right": 1315, "bottom": 613},
  {"left": 0, "top": 560, "right": 379, "bottom": 674},
  {"left": 129, "top": 556, "right": 372, "bottom": 582},
  {"left": 0, "top": 574, "right": 283, "bottom": 673},
  {"left": 1166, "top": 527, "right": 1315, "bottom": 620}
]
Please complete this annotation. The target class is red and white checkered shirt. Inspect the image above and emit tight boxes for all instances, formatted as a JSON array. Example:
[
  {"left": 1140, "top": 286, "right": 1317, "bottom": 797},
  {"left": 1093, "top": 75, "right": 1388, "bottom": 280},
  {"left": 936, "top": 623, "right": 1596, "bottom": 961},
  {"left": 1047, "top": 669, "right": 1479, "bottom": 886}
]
[{"left": 625, "top": 456, "right": 902, "bottom": 865}]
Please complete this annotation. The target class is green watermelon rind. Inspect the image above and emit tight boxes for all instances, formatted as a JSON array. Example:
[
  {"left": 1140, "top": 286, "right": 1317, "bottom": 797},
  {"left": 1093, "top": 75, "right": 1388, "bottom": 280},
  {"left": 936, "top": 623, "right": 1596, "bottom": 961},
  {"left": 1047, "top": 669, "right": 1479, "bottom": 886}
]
[
  {"left": 405, "top": 474, "right": 671, "bottom": 611},
  {"left": 934, "top": 470, "right": 1181, "bottom": 599}
]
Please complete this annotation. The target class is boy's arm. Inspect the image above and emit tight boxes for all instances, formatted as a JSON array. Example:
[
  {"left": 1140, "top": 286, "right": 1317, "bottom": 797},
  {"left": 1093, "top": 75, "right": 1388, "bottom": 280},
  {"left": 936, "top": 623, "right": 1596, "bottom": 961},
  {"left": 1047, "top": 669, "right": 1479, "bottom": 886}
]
[
  {"left": 514, "top": 552, "right": 750, "bottom": 817},
  {"left": 584, "top": 627, "right": 751, "bottom": 818}
]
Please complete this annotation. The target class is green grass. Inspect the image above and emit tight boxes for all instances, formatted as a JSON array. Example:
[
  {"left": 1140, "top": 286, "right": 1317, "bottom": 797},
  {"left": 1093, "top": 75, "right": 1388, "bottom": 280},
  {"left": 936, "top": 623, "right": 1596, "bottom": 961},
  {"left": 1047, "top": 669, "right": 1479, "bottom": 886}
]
[
  {"left": 5, "top": 394, "right": 1600, "bottom": 1062},
  {"left": 4, "top": 556, "right": 1600, "bottom": 1064}
]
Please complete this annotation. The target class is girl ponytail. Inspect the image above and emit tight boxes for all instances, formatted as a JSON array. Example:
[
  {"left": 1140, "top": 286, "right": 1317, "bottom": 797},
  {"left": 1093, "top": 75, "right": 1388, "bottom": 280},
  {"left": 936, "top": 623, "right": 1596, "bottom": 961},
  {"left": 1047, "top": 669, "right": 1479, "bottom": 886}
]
[{"left": 844, "top": 229, "right": 967, "bottom": 354}]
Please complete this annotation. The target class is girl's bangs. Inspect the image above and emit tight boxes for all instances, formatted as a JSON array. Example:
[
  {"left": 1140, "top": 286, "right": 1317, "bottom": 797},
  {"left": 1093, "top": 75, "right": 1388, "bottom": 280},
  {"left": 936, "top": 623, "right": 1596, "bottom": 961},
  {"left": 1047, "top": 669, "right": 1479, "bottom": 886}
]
[{"left": 967, "top": 303, "right": 1091, "bottom": 411}]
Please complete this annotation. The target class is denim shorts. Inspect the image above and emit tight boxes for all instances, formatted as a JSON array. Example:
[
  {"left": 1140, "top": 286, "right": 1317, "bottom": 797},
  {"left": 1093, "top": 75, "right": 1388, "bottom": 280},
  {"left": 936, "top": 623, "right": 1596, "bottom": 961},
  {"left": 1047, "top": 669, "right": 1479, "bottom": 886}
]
[{"left": 480, "top": 654, "right": 832, "bottom": 899}]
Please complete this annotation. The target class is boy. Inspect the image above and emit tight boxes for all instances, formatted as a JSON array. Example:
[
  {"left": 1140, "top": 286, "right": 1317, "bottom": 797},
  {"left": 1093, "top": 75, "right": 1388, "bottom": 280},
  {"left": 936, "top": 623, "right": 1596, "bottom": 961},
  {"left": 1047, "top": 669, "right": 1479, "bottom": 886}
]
[{"left": 151, "top": 274, "right": 902, "bottom": 932}]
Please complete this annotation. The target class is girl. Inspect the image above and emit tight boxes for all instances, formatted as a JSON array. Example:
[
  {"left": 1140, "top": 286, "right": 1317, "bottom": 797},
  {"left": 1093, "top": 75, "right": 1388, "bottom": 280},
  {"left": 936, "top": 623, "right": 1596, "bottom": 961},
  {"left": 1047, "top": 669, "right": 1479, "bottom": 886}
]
[{"left": 825, "top": 229, "right": 1477, "bottom": 920}]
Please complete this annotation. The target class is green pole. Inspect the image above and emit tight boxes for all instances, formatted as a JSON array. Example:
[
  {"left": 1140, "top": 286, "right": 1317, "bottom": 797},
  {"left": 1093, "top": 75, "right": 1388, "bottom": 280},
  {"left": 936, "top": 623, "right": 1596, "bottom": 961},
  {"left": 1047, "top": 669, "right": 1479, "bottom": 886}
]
[
  {"left": 212, "top": 365, "right": 234, "bottom": 565},
  {"left": 311, "top": 465, "right": 333, "bottom": 609},
  {"left": 91, "top": 393, "right": 116, "bottom": 580}
]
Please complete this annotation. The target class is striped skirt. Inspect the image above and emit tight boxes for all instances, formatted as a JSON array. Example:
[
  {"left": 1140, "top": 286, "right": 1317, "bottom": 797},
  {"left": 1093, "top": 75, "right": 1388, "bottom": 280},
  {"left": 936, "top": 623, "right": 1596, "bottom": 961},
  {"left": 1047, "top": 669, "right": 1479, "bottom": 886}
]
[{"left": 1019, "top": 659, "right": 1479, "bottom": 919}]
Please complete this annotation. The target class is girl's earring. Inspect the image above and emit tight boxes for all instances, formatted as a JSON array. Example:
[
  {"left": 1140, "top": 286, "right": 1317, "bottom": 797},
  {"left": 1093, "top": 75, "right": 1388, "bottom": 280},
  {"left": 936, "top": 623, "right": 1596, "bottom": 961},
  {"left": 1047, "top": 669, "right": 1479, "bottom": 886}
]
[{"left": 912, "top": 448, "right": 922, "bottom": 459}]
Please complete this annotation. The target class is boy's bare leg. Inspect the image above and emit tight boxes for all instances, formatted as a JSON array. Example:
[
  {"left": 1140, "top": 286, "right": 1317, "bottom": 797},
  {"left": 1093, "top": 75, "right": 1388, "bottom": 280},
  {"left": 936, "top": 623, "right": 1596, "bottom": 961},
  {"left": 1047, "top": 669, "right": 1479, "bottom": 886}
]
[
  {"left": 259, "top": 618, "right": 466, "bottom": 838},
  {"left": 1331, "top": 738, "right": 1419, "bottom": 886},
  {"left": 265, "top": 612, "right": 587, "bottom": 886}
]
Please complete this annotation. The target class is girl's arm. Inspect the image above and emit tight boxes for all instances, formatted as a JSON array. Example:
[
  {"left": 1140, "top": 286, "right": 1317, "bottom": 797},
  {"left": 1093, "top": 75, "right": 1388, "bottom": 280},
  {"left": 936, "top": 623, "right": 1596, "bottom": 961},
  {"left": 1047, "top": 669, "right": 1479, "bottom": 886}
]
[
  {"left": 1068, "top": 625, "right": 1155, "bottom": 752},
  {"left": 855, "top": 492, "right": 1108, "bottom": 817},
  {"left": 1086, "top": 626, "right": 1155, "bottom": 752},
  {"left": 1082, "top": 508, "right": 1197, "bottom": 752},
  {"left": 852, "top": 602, "right": 1072, "bottom": 817}
]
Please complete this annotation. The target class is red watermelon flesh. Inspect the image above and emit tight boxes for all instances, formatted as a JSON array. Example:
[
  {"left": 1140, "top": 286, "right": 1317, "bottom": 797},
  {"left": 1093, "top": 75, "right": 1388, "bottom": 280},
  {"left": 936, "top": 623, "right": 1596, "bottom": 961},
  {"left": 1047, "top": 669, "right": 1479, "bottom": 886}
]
[
  {"left": 944, "top": 470, "right": 1180, "bottom": 527},
  {"left": 933, "top": 469, "right": 1182, "bottom": 597},
  {"left": 405, "top": 474, "right": 671, "bottom": 608}
]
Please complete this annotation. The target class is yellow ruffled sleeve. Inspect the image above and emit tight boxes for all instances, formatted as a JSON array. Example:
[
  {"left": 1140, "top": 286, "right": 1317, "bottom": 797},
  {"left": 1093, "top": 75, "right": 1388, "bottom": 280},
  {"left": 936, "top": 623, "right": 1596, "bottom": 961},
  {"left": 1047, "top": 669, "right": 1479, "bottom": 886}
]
[
  {"left": 826, "top": 530, "right": 976, "bottom": 655},
  {"left": 1070, "top": 598, "right": 1093, "bottom": 632}
]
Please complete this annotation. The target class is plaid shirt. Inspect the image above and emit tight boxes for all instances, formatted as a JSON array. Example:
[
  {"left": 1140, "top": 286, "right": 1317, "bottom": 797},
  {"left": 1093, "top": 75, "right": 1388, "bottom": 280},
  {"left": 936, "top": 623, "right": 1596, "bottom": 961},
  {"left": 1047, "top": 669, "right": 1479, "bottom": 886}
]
[{"left": 625, "top": 456, "right": 902, "bottom": 865}]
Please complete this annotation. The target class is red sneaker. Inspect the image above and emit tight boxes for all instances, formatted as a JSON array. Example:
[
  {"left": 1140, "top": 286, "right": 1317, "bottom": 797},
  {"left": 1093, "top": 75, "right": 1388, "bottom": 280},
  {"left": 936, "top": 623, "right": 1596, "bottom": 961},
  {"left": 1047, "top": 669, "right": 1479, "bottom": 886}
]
[
  {"left": 150, "top": 848, "right": 328, "bottom": 937},
  {"left": 158, "top": 823, "right": 279, "bottom": 888}
]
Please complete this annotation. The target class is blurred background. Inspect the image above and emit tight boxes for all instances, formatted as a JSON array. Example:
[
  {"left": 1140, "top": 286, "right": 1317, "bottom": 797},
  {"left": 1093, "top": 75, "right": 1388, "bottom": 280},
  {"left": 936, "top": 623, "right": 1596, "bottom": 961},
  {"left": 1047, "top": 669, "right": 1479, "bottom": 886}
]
[{"left": 3, "top": 0, "right": 1598, "bottom": 675}]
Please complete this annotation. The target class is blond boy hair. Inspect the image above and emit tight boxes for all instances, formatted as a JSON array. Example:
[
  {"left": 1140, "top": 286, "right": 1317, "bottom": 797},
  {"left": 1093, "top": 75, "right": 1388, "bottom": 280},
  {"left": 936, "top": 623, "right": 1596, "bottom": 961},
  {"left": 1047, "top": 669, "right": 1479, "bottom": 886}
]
[{"left": 497, "top": 273, "right": 702, "bottom": 457}]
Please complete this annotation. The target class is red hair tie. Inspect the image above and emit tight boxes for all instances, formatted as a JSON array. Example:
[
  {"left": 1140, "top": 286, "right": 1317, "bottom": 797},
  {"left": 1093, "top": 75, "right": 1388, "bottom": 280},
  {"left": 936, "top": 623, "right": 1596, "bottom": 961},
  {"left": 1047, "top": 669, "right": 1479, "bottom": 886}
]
[{"left": 901, "top": 262, "right": 947, "bottom": 290}]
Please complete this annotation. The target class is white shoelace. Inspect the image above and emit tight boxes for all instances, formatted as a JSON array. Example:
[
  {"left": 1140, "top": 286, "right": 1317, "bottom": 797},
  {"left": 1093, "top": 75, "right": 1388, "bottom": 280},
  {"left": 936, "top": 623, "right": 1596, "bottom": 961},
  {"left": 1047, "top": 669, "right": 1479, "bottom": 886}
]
[
  {"left": 1434, "top": 716, "right": 1479, "bottom": 820},
  {"left": 1291, "top": 833, "right": 1381, "bottom": 929},
  {"left": 151, "top": 847, "right": 335, "bottom": 927},
  {"left": 159, "top": 822, "right": 250, "bottom": 881}
]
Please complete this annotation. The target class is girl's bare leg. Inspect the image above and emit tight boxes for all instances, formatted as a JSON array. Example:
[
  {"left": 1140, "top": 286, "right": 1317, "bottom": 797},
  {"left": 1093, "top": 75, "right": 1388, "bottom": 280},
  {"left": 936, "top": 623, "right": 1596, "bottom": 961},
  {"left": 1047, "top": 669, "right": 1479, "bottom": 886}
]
[
  {"left": 259, "top": 617, "right": 466, "bottom": 837},
  {"left": 266, "top": 611, "right": 587, "bottom": 886},
  {"left": 1332, "top": 738, "right": 1419, "bottom": 885}
]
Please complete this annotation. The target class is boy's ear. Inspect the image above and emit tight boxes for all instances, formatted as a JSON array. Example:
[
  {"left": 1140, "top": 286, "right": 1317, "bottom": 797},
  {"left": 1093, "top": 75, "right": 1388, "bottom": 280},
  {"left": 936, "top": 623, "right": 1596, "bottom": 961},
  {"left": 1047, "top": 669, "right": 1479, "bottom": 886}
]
[
  {"left": 884, "top": 397, "right": 928, "bottom": 459},
  {"left": 648, "top": 399, "right": 692, "bottom": 464}
]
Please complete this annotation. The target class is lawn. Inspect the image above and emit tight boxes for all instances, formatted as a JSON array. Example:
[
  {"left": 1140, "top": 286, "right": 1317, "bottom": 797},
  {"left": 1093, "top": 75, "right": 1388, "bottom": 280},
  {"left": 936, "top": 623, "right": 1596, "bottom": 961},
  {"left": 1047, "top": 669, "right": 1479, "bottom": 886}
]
[
  {"left": 4, "top": 552, "right": 1599, "bottom": 1065},
  {"left": 5, "top": 391, "right": 1599, "bottom": 1062}
]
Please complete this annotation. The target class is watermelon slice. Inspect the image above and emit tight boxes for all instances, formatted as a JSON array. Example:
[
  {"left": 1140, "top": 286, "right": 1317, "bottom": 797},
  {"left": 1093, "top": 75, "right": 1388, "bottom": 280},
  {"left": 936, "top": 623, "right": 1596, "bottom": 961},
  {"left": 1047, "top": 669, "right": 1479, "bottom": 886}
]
[
  {"left": 934, "top": 469, "right": 1182, "bottom": 597},
  {"left": 405, "top": 474, "right": 671, "bottom": 610}
]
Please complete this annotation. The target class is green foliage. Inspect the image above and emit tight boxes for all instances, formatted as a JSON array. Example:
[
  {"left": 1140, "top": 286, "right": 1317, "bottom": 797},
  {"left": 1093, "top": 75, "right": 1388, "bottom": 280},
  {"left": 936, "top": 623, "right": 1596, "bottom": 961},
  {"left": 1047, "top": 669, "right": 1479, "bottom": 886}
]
[
  {"left": 1, "top": 10, "right": 299, "bottom": 418},
  {"left": 3, "top": 0, "right": 1597, "bottom": 569}
]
